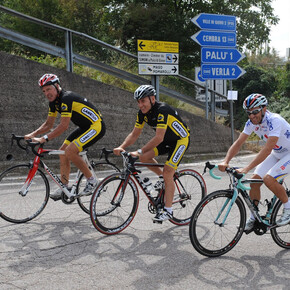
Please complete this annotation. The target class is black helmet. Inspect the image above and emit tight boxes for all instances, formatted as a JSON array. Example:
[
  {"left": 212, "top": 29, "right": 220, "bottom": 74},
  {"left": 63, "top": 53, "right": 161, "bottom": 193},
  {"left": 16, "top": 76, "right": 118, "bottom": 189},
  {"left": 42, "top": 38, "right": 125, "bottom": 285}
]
[{"left": 134, "top": 85, "right": 156, "bottom": 100}]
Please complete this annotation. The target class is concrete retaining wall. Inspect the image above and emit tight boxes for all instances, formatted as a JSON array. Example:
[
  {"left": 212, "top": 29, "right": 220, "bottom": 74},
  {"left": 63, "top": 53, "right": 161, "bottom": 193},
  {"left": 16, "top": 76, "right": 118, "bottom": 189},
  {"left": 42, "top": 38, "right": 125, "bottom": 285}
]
[{"left": 0, "top": 51, "right": 239, "bottom": 171}]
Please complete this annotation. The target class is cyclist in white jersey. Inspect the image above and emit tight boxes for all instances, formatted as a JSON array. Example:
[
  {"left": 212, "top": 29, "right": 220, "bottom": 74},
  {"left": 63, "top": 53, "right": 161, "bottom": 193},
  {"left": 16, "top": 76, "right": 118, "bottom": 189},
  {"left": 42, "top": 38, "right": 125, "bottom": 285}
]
[{"left": 218, "top": 93, "right": 290, "bottom": 231}]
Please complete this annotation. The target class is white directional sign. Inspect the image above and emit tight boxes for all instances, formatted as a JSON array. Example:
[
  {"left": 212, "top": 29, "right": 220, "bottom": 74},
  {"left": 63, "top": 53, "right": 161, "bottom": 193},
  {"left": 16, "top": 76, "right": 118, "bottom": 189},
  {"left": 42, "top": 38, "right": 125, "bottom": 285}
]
[
  {"left": 138, "top": 64, "right": 178, "bottom": 75},
  {"left": 138, "top": 52, "right": 179, "bottom": 64},
  {"left": 137, "top": 39, "right": 179, "bottom": 76}
]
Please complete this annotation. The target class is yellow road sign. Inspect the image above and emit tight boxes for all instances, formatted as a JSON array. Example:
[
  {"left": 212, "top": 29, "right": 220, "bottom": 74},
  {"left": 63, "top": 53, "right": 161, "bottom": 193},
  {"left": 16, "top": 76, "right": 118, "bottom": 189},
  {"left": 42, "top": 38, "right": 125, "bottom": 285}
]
[{"left": 137, "top": 39, "right": 179, "bottom": 53}]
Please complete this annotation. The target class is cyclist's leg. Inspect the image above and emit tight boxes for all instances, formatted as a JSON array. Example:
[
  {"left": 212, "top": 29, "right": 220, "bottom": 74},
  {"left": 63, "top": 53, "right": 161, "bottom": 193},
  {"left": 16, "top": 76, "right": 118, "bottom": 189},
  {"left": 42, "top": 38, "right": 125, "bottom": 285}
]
[
  {"left": 163, "top": 137, "right": 189, "bottom": 208},
  {"left": 139, "top": 150, "right": 163, "bottom": 176},
  {"left": 264, "top": 153, "right": 290, "bottom": 203},
  {"left": 66, "top": 120, "right": 106, "bottom": 179},
  {"left": 251, "top": 153, "right": 279, "bottom": 203},
  {"left": 59, "top": 143, "right": 70, "bottom": 185}
]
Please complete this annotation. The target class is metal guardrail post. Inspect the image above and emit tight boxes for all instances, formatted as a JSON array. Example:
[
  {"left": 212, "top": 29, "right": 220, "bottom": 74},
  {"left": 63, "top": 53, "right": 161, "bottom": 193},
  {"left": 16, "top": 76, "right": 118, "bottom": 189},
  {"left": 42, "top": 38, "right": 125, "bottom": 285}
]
[{"left": 65, "top": 30, "right": 73, "bottom": 72}]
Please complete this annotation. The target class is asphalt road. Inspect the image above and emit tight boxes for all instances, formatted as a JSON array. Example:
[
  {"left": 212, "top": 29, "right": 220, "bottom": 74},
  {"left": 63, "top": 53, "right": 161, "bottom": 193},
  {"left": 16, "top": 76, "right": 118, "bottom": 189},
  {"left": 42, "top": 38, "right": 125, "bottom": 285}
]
[{"left": 0, "top": 153, "right": 290, "bottom": 290}]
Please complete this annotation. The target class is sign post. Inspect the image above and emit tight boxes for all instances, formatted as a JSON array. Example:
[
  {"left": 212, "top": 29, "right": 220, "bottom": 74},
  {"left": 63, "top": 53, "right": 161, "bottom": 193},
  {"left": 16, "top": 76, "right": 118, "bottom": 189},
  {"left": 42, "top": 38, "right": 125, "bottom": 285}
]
[
  {"left": 191, "top": 13, "right": 246, "bottom": 140},
  {"left": 137, "top": 40, "right": 179, "bottom": 101}
]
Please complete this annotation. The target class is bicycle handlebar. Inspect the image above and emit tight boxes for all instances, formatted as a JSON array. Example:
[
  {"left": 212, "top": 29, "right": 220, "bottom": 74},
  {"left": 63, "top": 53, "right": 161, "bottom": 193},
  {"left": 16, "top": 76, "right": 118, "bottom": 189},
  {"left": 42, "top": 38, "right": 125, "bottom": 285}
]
[
  {"left": 120, "top": 151, "right": 140, "bottom": 173},
  {"left": 11, "top": 134, "right": 43, "bottom": 157},
  {"left": 204, "top": 161, "right": 251, "bottom": 191}
]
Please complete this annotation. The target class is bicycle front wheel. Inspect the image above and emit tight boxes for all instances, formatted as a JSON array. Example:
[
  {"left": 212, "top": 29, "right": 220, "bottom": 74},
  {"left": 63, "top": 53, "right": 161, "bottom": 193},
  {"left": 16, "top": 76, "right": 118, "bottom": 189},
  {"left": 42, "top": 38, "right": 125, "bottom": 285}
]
[
  {"left": 270, "top": 200, "right": 290, "bottom": 249},
  {"left": 0, "top": 164, "right": 49, "bottom": 223},
  {"left": 90, "top": 173, "right": 139, "bottom": 235},
  {"left": 170, "top": 169, "right": 206, "bottom": 226},
  {"left": 77, "top": 162, "right": 119, "bottom": 214},
  {"left": 189, "top": 190, "right": 246, "bottom": 257}
]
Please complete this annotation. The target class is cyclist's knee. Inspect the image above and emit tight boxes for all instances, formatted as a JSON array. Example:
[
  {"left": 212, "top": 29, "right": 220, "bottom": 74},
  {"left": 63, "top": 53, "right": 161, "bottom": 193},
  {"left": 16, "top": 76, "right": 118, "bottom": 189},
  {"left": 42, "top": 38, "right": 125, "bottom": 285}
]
[
  {"left": 263, "top": 174, "right": 275, "bottom": 186},
  {"left": 249, "top": 174, "right": 263, "bottom": 190}
]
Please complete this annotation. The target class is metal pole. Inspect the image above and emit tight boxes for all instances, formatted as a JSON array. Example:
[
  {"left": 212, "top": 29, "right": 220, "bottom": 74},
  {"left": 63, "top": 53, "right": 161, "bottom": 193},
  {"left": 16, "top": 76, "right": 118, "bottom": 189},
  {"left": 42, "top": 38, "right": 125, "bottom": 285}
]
[
  {"left": 65, "top": 30, "right": 73, "bottom": 72},
  {"left": 229, "top": 80, "right": 234, "bottom": 144},
  {"left": 205, "top": 80, "right": 209, "bottom": 119},
  {"left": 151, "top": 75, "right": 159, "bottom": 101}
]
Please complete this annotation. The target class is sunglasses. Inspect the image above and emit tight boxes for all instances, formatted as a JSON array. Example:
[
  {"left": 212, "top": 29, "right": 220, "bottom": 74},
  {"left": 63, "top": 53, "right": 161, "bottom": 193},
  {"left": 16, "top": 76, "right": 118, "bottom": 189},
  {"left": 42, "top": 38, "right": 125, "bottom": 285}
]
[{"left": 246, "top": 108, "right": 262, "bottom": 116}]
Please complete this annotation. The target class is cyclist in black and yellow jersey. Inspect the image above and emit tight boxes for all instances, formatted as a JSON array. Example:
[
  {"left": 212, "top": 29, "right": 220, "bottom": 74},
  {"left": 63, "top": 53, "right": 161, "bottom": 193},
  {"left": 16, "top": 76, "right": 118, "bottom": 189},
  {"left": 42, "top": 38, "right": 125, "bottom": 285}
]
[
  {"left": 25, "top": 73, "right": 106, "bottom": 200},
  {"left": 114, "top": 85, "right": 190, "bottom": 222}
]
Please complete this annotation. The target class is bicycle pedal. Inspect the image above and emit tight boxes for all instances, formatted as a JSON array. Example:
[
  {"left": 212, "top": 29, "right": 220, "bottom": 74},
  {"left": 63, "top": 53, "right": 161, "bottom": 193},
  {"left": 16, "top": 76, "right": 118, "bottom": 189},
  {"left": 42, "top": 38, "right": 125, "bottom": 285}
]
[
  {"left": 49, "top": 196, "right": 62, "bottom": 201},
  {"left": 244, "top": 228, "right": 254, "bottom": 235},
  {"left": 153, "top": 220, "right": 163, "bottom": 224}
]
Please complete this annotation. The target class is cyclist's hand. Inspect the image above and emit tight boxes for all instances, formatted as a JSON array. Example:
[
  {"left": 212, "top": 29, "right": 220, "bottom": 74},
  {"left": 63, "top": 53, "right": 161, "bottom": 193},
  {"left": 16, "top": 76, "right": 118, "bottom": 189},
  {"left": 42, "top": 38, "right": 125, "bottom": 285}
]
[
  {"left": 113, "top": 147, "right": 125, "bottom": 156},
  {"left": 236, "top": 167, "right": 249, "bottom": 174},
  {"left": 218, "top": 162, "right": 228, "bottom": 172},
  {"left": 130, "top": 151, "right": 139, "bottom": 157},
  {"left": 32, "top": 137, "right": 45, "bottom": 144},
  {"left": 24, "top": 133, "right": 35, "bottom": 140}
]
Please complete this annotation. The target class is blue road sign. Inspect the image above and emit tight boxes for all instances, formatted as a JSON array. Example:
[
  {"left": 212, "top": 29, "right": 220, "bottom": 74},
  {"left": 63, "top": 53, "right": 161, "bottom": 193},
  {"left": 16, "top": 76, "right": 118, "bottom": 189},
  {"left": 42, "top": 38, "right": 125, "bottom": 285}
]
[
  {"left": 201, "top": 64, "right": 246, "bottom": 80},
  {"left": 191, "top": 13, "right": 236, "bottom": 31},
  {"left": 201, "top": 47, "right": 245, "bottom": 63},
  {"left": 191, "top": 30, "right": 236, "bottom": 47}
]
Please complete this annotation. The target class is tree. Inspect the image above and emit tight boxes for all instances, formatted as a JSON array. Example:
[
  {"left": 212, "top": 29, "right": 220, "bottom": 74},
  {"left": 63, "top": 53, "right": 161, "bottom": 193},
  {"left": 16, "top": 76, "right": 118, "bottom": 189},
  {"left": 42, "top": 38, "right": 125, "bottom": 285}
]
[{"left": 0, "top": 0, "right": 279, "bottom": 76}]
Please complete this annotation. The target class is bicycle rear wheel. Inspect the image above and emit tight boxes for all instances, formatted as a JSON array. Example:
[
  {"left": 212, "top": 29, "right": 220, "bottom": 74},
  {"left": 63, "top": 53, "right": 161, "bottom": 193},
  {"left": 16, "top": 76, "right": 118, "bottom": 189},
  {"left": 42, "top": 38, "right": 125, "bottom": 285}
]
[
  {"left": 90, "top": 173, "right": 139, "bottom": 235},
  {"left": 270, "top": 199, "right": 290, "bottom": 249},
  {"left": 170, "top": 169, "right": 206, "bottom": 225},
  {"left": 0, "top": 164, "right": 49, "bottom": 223},
  {"left": 189, "top": 190, "right": 246, "bottom": 257},
  {"left": 77, "top": 162, "right": 119, "bottom": 214}
]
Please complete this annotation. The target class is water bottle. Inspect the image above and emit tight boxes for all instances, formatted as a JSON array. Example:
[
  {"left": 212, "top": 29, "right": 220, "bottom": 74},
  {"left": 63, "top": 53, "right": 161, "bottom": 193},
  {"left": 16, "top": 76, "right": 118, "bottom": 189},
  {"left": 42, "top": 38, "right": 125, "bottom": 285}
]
[{"left": 143, "top": 177, "right": 153, "bottom": 193}]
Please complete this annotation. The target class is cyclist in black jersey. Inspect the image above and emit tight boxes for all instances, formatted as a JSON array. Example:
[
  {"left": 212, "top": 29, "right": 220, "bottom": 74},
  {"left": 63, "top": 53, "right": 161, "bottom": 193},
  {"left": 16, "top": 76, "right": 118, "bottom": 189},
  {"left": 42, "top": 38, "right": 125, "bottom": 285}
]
[
  {"left": 25, "top": 74, "right": 106, "bottom": 200},
  {"left": 114, "top": 85, "right": 190, "bottom": 222}
]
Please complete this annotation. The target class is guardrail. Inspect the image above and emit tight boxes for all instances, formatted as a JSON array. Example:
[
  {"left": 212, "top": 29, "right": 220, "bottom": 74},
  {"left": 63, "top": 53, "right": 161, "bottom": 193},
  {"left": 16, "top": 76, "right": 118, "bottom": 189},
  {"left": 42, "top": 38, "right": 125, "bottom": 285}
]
[{"left": 0, "top": 5, "right": 228, "bottom": 116}]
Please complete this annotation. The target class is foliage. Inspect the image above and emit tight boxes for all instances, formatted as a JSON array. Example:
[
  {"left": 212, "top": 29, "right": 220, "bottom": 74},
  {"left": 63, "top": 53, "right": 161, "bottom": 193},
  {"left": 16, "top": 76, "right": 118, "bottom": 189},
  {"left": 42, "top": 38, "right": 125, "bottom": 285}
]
[{"left": 0, "top": 0, "right": 279, "bottom": 76}]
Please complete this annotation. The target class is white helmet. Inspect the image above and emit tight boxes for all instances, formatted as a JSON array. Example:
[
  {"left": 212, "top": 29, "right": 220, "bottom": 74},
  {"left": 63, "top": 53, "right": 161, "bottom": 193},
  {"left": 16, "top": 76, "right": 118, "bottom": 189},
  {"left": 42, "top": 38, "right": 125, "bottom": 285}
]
[
  {"left": 243, "top": 93, "right": 268, "bottom": 110},
  {"left": 134, "top": 85, "right": 156, "bottom": 100}
]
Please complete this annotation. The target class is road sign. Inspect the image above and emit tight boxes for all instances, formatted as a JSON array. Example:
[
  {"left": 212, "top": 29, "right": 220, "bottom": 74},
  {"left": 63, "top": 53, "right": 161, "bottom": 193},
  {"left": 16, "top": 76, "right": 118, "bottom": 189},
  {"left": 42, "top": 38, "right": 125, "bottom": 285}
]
[
  {"left": 191, "top": 30, "right": 236, "bottom": 47},
  {"left": 201, "top": 47, "right": 245, "bottom": 63},
  {"left": 201, "top": 64, "right": 246, "bottom": 80},
  {"left": 137, "top": 40, "right": 179, "bottom": 53},
  {"left": 191, "top": 13, "right": 236, "bottom": 31},
  {"left": 138, "top": 52, "right": 179, "bottom": 64},
  {"left": 138, "top": 64, "right": 178, "bottom": 75}
]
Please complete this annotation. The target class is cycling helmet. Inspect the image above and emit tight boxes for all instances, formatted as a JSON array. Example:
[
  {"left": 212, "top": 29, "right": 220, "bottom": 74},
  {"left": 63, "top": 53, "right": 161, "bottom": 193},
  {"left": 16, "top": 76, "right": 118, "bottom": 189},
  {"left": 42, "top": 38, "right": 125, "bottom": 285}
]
[
  {"left": 38, "top": 73, "right": 60, "bottom": 87},
  {"left": 134, "top": 85, "right": 156, "bottom": 100},
  {"left": 243, "top": 93, "right": 268, "bottom": 110}
]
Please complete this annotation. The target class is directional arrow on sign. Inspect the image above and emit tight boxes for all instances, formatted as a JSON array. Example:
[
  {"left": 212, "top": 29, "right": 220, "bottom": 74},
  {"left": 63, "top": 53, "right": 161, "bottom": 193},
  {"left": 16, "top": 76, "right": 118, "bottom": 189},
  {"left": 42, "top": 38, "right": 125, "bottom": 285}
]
[
  {"left": 191, "top": 13, "right": 236, "bottom": 31},
  {"left": 201, "top": 64, "right": 246, "bottom": 80},
  {"left": 201, "top": 47, "right": 245, "bottom": 63},
  {"left": 191, "top": 30, "right": 236, "bottom": 47},
  {"left": 139, "top": 41, "right": 146, "bottom": 50}
]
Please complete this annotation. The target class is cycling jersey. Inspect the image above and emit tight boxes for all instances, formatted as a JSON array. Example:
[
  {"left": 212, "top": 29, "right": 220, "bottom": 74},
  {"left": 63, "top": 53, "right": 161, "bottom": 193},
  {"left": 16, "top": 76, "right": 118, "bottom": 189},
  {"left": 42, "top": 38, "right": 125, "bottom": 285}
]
[
  {"left": 135, "top": 101, "right": 190, "bottom": 142},
  {"left": 243, "top": 110, "right": 290, "bottom": 154},
  {"left": 48, "top": 90, "right": 105, "bottom": 151},
  {"left": 48, "top": 90, "right": 103, "bottom": 128},
  {"left": 135, "top": 101, "right": 190, "bottom": 169}
]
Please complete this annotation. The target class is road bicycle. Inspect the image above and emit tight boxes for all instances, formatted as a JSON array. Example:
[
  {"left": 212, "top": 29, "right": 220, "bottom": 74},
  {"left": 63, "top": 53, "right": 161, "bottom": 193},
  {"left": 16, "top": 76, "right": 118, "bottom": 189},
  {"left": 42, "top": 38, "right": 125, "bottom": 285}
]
[
  {"left": 189, "top": 162, "right": 290, "bottom": 257},
  {"left": 90, "top": 151, "right": 206, "bottom": 235},
  {"left": 0, "top": 134, "right": 119, "bottom": 223}
]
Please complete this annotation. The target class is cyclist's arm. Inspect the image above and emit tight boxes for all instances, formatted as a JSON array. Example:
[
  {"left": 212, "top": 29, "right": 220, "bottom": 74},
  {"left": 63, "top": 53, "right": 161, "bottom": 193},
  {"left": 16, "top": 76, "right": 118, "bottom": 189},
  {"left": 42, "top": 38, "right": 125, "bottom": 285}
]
[
  {"left": 141, "top": 128, "right": 166, "bottom": 154},
  {"left": 46, "top": 116, "right": 70, "bottom": 141},
  {"left": 241, "top": 136, "right": 279, "bottom": 174},
  {"left": 218, "top": 132, "right": 249, "bottom": 171},
  {"left": 25, "top": 115, "right": 56, "bottom": 139},
  {"left": 114, "top": 127, "right": 143, "bottom": 155}
]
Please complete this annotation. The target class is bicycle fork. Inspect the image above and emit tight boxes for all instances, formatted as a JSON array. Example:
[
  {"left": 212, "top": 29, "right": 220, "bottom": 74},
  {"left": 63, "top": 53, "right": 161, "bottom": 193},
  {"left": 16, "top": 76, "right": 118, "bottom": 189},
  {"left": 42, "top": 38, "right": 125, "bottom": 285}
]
[{"left": 214, "top": 189, "right": 239, "bottom": 227}]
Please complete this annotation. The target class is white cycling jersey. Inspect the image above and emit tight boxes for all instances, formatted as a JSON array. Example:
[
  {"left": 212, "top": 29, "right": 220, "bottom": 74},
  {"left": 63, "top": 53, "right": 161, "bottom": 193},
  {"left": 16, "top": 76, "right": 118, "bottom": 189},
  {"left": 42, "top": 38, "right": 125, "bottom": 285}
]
[
  {"left": 243, "top": 110, "right": 290, "bottom": 154},
  {"left": 243, "top": 110, "right": 290, "bottom": 180}
]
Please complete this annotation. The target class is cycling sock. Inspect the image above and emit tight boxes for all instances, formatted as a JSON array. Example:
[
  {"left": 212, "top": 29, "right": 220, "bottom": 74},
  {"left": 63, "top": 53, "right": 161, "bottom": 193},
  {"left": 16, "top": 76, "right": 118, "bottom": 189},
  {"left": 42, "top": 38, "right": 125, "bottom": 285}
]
[
  {"left": 283, "top": 200, "right": 290, "bottom": 209},
  {"left": 164, "top": 207, "right": 172, "bottom": 214}
]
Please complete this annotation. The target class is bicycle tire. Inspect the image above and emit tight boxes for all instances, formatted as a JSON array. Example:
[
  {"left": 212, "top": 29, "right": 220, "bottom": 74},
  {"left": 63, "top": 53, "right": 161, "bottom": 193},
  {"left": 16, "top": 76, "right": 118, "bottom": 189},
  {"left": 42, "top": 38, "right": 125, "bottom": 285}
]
[
  {"left": 0, "top": 164, "right": 49, "bottom": 223},
  {"left": 90, "top": 173, "right": 139, "bottom": 235},
  {"left": 169, "top": 169, "right": 206, "bottom": 226},
  {"left": 270, "top": 199, "right": 290, "bottom": 249},
  {"left": 189, "top": 190, "right": 246, "bottom": 257},
  {"left": 77, "top": 162, "right": 120, "bottom": 214}
]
